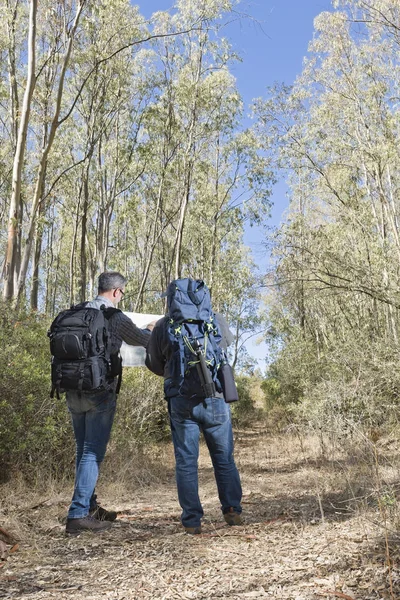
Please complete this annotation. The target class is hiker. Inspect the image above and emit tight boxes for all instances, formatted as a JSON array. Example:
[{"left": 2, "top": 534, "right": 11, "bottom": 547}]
[
  {"left": 49, "top": 271, "right": 155, "bottom": 535},
  {"left": 145, "top": 278, "right": 242, "bottom": 534}
]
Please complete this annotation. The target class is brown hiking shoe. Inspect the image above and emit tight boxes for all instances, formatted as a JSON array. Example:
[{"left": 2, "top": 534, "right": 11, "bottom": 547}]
[
  {"left": 184, "top": 526, "right": 202, "bottom": 535},
  {"left": 224, "top": 508, "right": 242, "bottom": 526},
  {"left": 66, "top": 515, "right": 112, "bottom": 535},
  {"left": 89, "top": 505, "right": 117, "bottom": 522}
]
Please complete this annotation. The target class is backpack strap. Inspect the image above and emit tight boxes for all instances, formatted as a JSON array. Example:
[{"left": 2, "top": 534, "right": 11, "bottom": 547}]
[
  {"left": 102, "top": 306, "right": 123, "bottom": 394},
  {"left": 77, "top": 363, "right": 85, "bottom": 391},
  {"left": 50, "top": 364, "right": 63, "bottom": 399},
  {"left": 204, "top": 315, "right": 223, "bottom": 372},
  {"left": 115, "top": 358, "right": 123, "bottom": 395},
  {"left": 101, "top": 306, "right": 121, "bottom": 317},
  {"left": 50, "top": 384, "right": 60, "bottom": 400},
  {"left": 169, "top": 319, "right": 186, "bottom": 382}
]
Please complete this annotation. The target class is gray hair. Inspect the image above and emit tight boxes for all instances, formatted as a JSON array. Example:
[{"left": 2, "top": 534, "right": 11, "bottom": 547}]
[{"left": 98, "top": 271, "right": 126, "bottom": 293}]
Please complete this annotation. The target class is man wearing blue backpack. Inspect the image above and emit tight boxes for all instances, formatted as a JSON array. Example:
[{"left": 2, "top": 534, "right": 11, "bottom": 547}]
[{"left": 145, "top": 278, "right": 242, "bottom": 534}]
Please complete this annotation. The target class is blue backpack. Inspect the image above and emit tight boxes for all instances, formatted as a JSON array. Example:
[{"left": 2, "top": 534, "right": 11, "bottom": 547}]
[{"left": 164, "top": 278, "right": 224, "bottom": 399}]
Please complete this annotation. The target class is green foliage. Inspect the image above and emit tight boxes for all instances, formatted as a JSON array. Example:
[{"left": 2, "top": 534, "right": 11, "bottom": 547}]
[
  {"left": 261, "top": 376, "right": 281, "bottom": 410},
  {"left": 261, "top": 360, "right": 303, "bottom": 411},
  {"left": 230, "top": 375, "right": 257, "bottom": 427},
  {"left": 113, "top": 368, "right": 169, "bottom": 446},
  {"left": 254, "top": 0, "right": 400, "bottom": 437},
  {"left": 0, "top": 306, "right": 73, "bottom": 480},
  {"left": 0, "top": 311, "right": 168, "bottom": 480}
]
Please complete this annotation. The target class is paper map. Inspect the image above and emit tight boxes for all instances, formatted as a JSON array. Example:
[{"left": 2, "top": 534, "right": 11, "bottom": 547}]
[{"left": 120, "top": 312, "right": 163, "bottom": 367}]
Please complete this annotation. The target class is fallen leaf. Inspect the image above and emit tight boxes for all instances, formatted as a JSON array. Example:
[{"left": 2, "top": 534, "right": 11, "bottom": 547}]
[
  {"left": 0, "top": 540, "right": 8, "bottom": 559},
  {"left": 263, "top": 516, "right": 288, "bottom": 525},
  {"left": 0, "top": 527, "right": 15, "bottom": 544},
  {"left": 316, "top": 591, "right": 356, "bottom": 600},
  {"left": 242, "top": 591, "right": 267, "bottom": 598}
]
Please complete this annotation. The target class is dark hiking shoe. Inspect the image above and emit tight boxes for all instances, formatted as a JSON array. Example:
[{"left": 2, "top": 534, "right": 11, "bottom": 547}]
[
  {"left": 223, "top": 508, "right": 242, "bottom": 526},
  {"left": 89, "top": 505, "right": 117, "bottom": 522},
  {"left": 184, "top": 526, "right": 202, "bottom": 535},
  {"left": 65, "top": 515, "right": 112, "bottom": 535}
]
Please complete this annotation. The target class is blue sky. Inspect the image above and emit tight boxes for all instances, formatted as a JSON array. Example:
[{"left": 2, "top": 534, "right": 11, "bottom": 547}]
[{"left": 137, "top": 0, "right": 334, "bottom": 369}]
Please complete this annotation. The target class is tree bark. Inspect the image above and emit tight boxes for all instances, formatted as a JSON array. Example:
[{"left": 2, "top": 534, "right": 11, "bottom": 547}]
[
  {"left": 14, "top": 0, "right": 85, "bottom": 306},
  {"left": 3, "top": 0, "right": 37, "bottom": 302}
]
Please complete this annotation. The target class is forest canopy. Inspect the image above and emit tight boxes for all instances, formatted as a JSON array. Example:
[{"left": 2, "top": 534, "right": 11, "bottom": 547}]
[{"left": 0, "top": 0, "right": 271, "bottom": 362}]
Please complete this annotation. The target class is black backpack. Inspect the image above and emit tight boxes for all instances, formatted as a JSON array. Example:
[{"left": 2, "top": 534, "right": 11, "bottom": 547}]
[{"left": 48, "top": 302, "right": 121, "bottom": 398}]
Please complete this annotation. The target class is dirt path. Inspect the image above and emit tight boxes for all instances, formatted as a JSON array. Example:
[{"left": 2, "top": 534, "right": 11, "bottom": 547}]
[{"left": 1, "top": 427, "right": 399, "bottom": 600}]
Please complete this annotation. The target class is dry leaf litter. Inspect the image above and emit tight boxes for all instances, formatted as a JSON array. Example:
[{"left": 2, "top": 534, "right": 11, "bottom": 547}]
[{"left": 0, "top": 426, "right": 399, "bottom": 600}]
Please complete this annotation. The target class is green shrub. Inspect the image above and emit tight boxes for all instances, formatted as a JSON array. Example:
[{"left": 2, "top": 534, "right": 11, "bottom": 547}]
[
  {"left": 231, "top": 375, "right": 257, "bottom": 427},
  {"left": 0, "top": 306, "right": 73, "bottom": 480},
  {"left": 113, "top": 367, "right": 169, "bottom": 448}
]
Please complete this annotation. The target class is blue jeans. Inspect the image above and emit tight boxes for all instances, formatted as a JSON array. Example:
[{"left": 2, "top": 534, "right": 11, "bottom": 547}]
[
  {"left": 168, "top": 396, "right": 242, "bottom": 528},
  {"left": 66, "top": 389, "right": 116, "bottom": 519}
]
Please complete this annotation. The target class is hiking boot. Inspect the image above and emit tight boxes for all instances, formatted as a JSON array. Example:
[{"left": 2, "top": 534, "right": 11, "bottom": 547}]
[
  {"left": 184, "top": 526, "right": 202, "bottom": 535},
  {"left": 89, "top": 505, "right": 117, "bottom": 522},
  {"left": 223, "top": 508, "right": 242, "bottom": 526},
  {"left": 65, "top": 515, "right": 112, "bottom": 535}
]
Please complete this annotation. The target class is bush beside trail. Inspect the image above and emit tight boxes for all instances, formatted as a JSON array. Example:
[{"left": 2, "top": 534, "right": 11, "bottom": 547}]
[
  {"left": 0, "top": 309, "right": 73, "bottom": 481},
  {"left": 0, "top": 310, "right": 261, "bottom": 483},
  {"left": 0, "top": 310, "right": 171, "bottom": 481}
]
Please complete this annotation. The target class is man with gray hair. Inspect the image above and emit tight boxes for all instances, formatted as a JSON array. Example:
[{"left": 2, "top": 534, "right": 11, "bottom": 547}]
[{"left": 64, "top": 271, "right": 155, "bottom": 535}]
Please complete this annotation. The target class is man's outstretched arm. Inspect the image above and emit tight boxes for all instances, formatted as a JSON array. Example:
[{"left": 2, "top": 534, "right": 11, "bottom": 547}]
[{"left": 114, "top": 312, "right": 152, "bottom": 347}]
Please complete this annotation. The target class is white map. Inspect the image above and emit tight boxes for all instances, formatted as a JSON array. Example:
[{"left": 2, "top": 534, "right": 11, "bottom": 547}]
[{"left": 120, "top": 312, "right": 163, "bottom": 367}]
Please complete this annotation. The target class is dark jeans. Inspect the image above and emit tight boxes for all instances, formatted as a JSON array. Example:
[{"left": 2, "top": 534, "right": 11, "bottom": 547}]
[
  {"left": 66, "top": 388, "right": 116, "bottom": 519},
  {"left": 168, "top": 396, "right": 242, "bottom": 528}
]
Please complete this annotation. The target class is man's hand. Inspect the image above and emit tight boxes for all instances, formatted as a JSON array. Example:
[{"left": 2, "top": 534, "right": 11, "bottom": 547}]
[{"left": 145, "top": 320, "right": 158, "bottom": 332}]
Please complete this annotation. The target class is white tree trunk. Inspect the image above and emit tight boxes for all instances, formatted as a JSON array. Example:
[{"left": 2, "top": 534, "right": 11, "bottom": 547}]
[{"left": 3, "top": 0, "right": 37, "bottom": 301}]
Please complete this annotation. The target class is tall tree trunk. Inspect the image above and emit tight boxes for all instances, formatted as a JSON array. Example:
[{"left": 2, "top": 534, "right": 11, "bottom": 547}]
[
  {"left": 14, "top": 0, "right": 85, "bottom": 306},
  {"left": 79, "top": 172, "right": 89, "bottom": 302},
  {"left": 135, "top": 177, "right": 165, "bottom": 310},
  {"left": 208, "top": 136, "right": 221, "bottom": 294},
  {"left": 30, "top": 138, "right": 48, "bottom": 310},
  {"left": 45, "top": 212, "right": 54, "bottom": 314},
  {"left": 174, "top": 168, "right": 192, "bottom": 280},
  {"left": 171, "top": 32, "right": 204, "bottom": 280},
  {"left": 51, "top": 234, "right": 63, "bottom": 316},
  {"left": 69, "top": 184, "right": 83, "bottom": 306},
  {"left": 3, "top": 0, "right": 37, "bottom": 302},
  {"left": 6, "top": 0, "right": 20, "bottom": 150},
  {"left": 30, "top": 220, "right": 43, "bottom": 310}
]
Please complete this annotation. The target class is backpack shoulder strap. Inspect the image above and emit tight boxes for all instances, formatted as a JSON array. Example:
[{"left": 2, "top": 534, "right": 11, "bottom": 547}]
[
  {"left": 71, "top": 301, "right": 89, "bottom": 310},
  {"left": 102, "top": 306, "right": 123, "bottom": 393},
  {"left": 204, "top": 314, "right": 224, "bottom": 370},
  {"left": 168, "top": 318, "right": 187, "bottom": 381},
  {"left": 102, "top": 306, "right": 121, "bottom": 319}
]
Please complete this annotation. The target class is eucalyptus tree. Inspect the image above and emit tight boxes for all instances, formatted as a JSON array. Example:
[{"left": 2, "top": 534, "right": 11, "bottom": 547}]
[
  {"left": 4, "top": 0, "right": 87, "bottom": 305},
  {"left": 1, "top": 0, "right": 220, "bottom": 307},
  {"left": 126, "top": 0, "right": 273, "bottom": 315},
  {"left": 255, "top": 0, "right": 400, "bottom": 416},
  {"left": 3, "top": 0, "right": 37, "bottom": 303},
  {"left": 259, "top": 8, "right": 400, "bottom": 323},
  {"left": 0, "top": 1, "right": 25, "bottom": 266}
]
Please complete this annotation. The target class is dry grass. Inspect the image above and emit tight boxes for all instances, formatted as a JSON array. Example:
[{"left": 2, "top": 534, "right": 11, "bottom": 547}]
[{"left": 1, "top": 425, "right": 400, "bottom": 599}]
